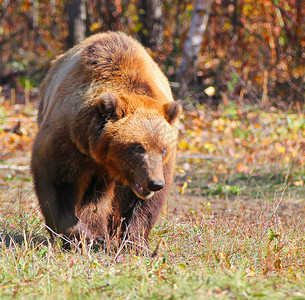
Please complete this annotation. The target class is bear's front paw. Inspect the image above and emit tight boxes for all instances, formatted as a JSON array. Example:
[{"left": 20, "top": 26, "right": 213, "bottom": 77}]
[{"left": 65, "top": 222, "right": 94, "bottom": 244}]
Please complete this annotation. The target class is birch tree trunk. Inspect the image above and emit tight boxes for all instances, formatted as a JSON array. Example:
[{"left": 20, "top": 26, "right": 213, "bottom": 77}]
[
  {"left": 178, "top": 0, "right": 213, "bottom": 96},
  {"left": 32, "top": 0, "right": 38, "bottom": 29}
]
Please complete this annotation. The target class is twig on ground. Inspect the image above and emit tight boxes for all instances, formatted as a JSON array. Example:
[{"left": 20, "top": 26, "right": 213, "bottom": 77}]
[
  {"left": 177, "top": 154, "right": 237, "bottom": 162},
  {"left": 0, "top": 165, "right": 30, "bottom": 171}
]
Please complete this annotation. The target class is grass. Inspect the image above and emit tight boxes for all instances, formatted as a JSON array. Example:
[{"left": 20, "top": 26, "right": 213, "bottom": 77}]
[
  {"left": 1, "top": 187, "right": 305, "bottom": 299},
  {"left": 1, "top": 103, "right": 305, "bottom": 299}
]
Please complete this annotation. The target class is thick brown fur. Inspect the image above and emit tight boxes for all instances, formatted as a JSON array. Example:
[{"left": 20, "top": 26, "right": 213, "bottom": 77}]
[{"left": 31, "top": 32, "right": 180, "bottom": 248}]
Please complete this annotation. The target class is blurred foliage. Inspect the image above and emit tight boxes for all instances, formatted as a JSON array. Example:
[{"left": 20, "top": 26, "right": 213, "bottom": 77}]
[{"left": 0, "top": 0, "right": 304, "bottom": 106}]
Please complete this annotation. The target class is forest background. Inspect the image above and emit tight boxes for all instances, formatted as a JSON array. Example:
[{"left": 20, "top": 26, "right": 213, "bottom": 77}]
[
  {"left": 1, "top": 0, "right": 304, "bottom": 106},
  {"left": 1, "top": 0, "right": 305, "bottom": 298}
]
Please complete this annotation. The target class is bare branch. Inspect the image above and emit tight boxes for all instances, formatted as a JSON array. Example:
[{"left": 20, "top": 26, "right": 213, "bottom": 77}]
[{"left": 0, "top": 165, "right": 30, "bottom": 172}]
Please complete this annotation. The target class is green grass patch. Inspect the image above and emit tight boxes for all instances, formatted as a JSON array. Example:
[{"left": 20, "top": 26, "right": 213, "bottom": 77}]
[
  {"left": 1, "top": 166, "right": 305, "bottom": 299},
  {"left": 1, "top": 105, "right": 305, "bottom": 298}
]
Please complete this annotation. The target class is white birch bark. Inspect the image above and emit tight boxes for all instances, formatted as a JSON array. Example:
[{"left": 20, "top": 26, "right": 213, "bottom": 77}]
[
  {"left": 178, "top": 0, "right": 213, "bottom": 96},
  {"left": 32, "top": 0, "right": 39, "bottom": 28}
]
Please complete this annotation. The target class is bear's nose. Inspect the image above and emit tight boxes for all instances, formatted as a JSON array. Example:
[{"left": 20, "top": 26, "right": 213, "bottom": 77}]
[{"left": 148, "top": 180, "right": 165, "bottom": 191}]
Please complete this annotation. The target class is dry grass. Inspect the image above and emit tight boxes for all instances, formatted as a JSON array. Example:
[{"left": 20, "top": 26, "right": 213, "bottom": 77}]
[{"left": 1, "top": 103, "right": 305, "bottom": 298}]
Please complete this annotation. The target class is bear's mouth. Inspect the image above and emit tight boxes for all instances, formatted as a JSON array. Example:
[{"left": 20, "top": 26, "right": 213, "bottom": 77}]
[{"left": 132, "top": 181, "right": 154, "bottom": 200}]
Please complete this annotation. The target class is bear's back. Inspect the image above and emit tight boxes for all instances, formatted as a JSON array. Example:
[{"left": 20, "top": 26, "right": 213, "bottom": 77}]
[
  {"left": 81, "top": 32, "right": 173, "bottom": 100},
  {"left": 39, "top": 32, "right": 173, "bottom": 126}
]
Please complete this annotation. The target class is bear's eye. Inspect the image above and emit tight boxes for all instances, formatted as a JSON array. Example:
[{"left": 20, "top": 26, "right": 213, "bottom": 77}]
[
  {"left": 130, "top": 143, "right": 146, "bottom": 154},
  {"left": 162, "top": 146, "right": 167, "bottom": 157}
]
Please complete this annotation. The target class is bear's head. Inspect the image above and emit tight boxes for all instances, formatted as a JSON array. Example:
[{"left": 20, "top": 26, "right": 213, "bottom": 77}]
[{"left": 89, "top": 93, "right": 181, "bottom": 200}]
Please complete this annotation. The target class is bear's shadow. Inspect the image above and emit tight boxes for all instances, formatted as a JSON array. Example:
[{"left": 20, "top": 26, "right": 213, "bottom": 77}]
[{"left": 0, "top": 231, "right": 49, "bottom": 248}]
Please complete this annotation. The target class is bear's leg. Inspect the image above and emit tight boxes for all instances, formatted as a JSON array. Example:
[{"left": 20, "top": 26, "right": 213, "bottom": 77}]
[
  {"left": 31, "top": 138, "right": 93, "bottom": 243},
  {"left": 110, "top": 187, "right": 167, "bottom": 253},
  {"left": 77, "top": 177, "right": 113, "bottom": 244},
  {"left": 122, "top": 192, "right": 165, "bottom": 247},
  {"left": 113, "top": 152, "right": 176, "bottom": 249},
  {"left": 34, "top": 172, "right": 93, "bottom": 242}
]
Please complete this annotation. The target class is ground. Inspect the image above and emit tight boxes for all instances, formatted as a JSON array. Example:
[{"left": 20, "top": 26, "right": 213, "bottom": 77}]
[{"left": 1, "top": 101, "right": 305, "bottom": 299}]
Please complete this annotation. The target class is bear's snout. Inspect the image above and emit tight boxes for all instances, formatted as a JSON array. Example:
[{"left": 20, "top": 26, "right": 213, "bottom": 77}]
[{"left": 147, "top": 180, "right": 165, "bottom": 191}]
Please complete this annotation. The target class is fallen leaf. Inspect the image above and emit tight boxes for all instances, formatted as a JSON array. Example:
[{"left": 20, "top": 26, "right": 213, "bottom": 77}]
[
  {"left": 236, "top": 163, "right": 249, "bottom": 173},
  {"left": 179, "top": 182, "right": 188, "bottom": 194},
  {"left": 274, "top": 259, "right": 282, "bottom": 271},
  {"left": 292, "top": 177, "right": 304, "bottom": 186},
  {"left": 204, "top": 86, "right": 215, "bottom": 96}
]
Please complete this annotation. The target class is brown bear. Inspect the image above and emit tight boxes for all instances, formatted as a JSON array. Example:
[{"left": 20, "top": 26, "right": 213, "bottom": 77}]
[{"left": 31, "top": 31, "right": 180, "bottom": 248}]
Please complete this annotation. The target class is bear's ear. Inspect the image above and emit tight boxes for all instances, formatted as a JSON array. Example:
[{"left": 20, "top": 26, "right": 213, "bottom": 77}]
[
  {"left": 97, "top": 93, "right": 122, "bottom": 120},
  {"left": 163, "top": 102, "right": 182, "bottom": 124}
]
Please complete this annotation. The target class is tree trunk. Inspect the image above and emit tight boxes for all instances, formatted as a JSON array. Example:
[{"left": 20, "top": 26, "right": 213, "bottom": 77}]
[
  {"left": 66, "top": 0, "right": 86, "bottom": 49},
  {"left": 137, "top": 0, "right": 164, "bottom": 50},
  {"left": 32, "top": 0, "right": 39, "bottom": 29},
  {"left": 231, "top": 0, "right": 239, "bottom": 35},
  {"left": 178, "top": 0, "right": 213, "bottom": 96},
  {"left": 295, "top": 0, "right": 302, "bottom": 59},
  {"left": 96, "top": 0, "right": 123, "bottom": 31}
]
